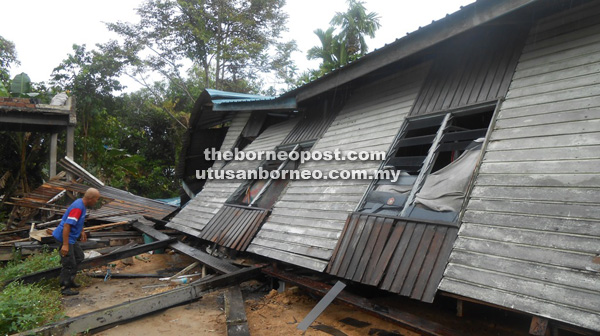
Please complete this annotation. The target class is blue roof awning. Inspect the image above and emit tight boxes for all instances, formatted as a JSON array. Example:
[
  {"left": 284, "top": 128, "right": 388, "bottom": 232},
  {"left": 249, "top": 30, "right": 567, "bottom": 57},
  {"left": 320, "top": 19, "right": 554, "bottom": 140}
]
[{"left": 205, "top": 89, "right": 296, "bottom": 112}]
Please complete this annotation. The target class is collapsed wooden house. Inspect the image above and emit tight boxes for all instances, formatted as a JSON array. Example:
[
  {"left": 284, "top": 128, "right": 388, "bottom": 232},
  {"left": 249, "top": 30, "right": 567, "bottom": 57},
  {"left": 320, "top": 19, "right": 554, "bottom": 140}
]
[{"left": 174, "top": 0, "right": 600, "bottom": 332}]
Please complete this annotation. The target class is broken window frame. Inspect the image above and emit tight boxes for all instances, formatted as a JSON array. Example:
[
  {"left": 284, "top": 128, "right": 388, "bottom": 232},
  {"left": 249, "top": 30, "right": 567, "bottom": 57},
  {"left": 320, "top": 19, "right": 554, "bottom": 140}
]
[
  {"left": 358, "top": 101, "right": 497, "bottom": 223},
  {"left": 249, "top": 143, "right": 301, "bottom": 207},
  {"left": 226, "top": 140, "right": 315, "bottom": 209},
  {"left": 227, "top": 103, "right": 340, "bottom": 209}
]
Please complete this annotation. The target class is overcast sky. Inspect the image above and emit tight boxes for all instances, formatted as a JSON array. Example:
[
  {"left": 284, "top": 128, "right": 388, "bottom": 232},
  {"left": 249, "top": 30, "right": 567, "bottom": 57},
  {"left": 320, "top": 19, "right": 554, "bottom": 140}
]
[{"left": 0, "top": 0, "right": 474, "bottom": 92}]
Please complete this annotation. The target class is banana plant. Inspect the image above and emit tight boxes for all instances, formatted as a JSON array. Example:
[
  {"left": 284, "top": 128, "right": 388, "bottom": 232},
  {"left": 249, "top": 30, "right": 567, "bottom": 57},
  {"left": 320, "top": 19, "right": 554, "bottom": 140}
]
[
  {"left": 10, "top": 72, "right": 31, "bottom": 97},
  {"left": 0, "top": 81, "right": 8, "bottom": 97}
]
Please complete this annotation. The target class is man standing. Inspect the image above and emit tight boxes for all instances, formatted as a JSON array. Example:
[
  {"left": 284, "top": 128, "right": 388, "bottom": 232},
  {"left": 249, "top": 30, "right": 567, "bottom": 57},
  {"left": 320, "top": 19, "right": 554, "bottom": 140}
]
[{"left": 52, "top": 188, "right": 100, "bottom": 295}]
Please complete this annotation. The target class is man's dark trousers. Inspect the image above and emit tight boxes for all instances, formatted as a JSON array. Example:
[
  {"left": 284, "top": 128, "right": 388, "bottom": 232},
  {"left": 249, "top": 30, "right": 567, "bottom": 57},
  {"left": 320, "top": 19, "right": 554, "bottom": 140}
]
[{"left": 56, "top": 239, "right": 84, "bottom": 287}]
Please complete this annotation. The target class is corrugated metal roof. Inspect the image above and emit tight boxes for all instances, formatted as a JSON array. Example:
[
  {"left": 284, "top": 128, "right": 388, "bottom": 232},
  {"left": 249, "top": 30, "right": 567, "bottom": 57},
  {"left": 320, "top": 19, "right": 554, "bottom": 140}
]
[
  {"left": 205, "top": 88, "right": 274, "bottom": 101},
  {"left": 11, "top": 179, "right": 177, "bottom": 224},
  {"left": 204, "top": 89, "right": 297, "bottom": 111}
]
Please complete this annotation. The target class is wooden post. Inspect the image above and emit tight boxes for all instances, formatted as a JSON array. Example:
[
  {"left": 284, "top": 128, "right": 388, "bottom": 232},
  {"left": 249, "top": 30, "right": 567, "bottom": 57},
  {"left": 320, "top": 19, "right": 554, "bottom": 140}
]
[
  {"left": 49, "top": 133, "right": 58, "bottom": 177},
  {"left": 66, "top": 126, "right": 74, "bottom": 159},
  {"left": 456, "top": 299, "right": 464, "bottom": 317},
  {"left": 65, "top": 126, "right": 75, "bottom": 182}
]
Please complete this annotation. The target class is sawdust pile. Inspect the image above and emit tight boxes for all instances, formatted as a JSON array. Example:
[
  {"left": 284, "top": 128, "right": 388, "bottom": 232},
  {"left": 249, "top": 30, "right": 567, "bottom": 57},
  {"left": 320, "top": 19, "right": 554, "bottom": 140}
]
[{"left": 245, "top": 287, "right": 418, "bottom": 336}]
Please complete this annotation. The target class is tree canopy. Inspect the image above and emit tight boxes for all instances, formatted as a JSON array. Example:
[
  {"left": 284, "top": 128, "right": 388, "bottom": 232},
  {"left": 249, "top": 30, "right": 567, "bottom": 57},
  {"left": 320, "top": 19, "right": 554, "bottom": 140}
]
[
  {"left": 106, "top": 0, "right": 293, "bottom": 96},
  {"left": 0, "top": 0, "right": 325, "bottom": 224},
  {"left": 0, "top": 35, "right": 19, "bottom": 85},
  {"left": 307, "top": 0, "right": 380, "bottom": 77}
]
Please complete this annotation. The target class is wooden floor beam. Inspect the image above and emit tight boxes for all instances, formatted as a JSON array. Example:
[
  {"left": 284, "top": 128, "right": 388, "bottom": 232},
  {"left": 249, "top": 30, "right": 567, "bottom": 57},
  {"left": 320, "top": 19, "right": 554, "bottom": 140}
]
[
  {"left": 133, "top": 222, "right": 239, "bottom": 274},
  {"left": 225, "top": 286, "right": 250, "bottom": 336}
]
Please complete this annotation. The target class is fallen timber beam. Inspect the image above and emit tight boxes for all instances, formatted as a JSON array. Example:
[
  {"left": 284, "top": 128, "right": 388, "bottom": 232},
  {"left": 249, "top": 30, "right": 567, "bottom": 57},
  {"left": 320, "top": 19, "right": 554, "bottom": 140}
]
[
  {"left": 3, "top": 238, "right": 175, "bottom": 286},
  {"left": 17, "top": 266, "right": 262, "bottom": 336},
  {"left": 0, "top": 240, "right": 111, "bottom": 261},
  {"left": 225, "top": 286, "right": 251, "bottom": 336},
  {"left": 262, "top": 267, "right": 466, "bottom": 336},
  {"left": 133, "top": 221, "right": 239, "bottom": 274}
]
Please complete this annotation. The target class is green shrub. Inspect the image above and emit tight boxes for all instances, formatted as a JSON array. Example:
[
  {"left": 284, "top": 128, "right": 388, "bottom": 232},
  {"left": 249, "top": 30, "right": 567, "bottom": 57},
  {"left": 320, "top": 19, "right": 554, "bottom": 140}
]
[
  {"left": 0, "top": 249, "right": 60, "bottom": 283},
  {"left": 0, "top": 281, "right": 63, "bottom": 334},
  {"left": 0, "top": 250, "right": 64, "bottom": 334}
]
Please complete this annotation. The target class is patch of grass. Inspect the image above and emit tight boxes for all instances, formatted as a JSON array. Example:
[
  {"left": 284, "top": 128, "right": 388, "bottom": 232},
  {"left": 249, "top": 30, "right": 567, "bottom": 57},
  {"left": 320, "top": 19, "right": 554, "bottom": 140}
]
[
  {"left": 0, "top": 248, "right": 60, "bottom": 283},
  {"left": 0, "top": 281, "right": 63, "bottom": 334},
  {"left": 0, "top": 249, "right": 64, "bottom": 333}
]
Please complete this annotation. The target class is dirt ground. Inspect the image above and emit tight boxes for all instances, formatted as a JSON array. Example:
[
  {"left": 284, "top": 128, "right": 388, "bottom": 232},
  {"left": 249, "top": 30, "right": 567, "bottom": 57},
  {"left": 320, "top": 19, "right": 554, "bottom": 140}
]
[
  {"left": 62, "top": 251, "right": 418, "bottom": 336},
  {"left": 245, "top": 288, "right": 417, "bottom": 336}
]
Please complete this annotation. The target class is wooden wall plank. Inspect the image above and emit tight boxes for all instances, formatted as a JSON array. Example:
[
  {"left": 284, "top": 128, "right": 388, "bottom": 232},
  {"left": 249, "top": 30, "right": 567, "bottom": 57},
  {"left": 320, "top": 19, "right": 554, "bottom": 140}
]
[
  {"left": 248, "top": 64, "right": 429, "bottom": 271},
  {"left": 169, "top": 117, "right": 298, "bottom": 233},
  {"left": 441, "top": 5, "right": 600, "bottom": 330}
]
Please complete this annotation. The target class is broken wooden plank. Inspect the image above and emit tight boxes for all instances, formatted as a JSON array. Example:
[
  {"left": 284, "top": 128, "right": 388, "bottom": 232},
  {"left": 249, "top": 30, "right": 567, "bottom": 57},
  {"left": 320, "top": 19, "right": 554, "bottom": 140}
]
[
  {"left": 169, "top": 262, "right": 199, "bottom": 280},
  {"left": 298, "top": 281, "right": 346, "bottom": 331},
  {"left": 0, "top": 237, "right": 30, "bottom": 246},
  {"left": 225, "top": 286, "right": 250, "bottom": 336},
  {"left": 84, "top": 220, "right": 131, "bottom": 232},
  {"left": 17, "top": 266, "right": 261, "bottom": 336},
  {"left": 31, "top": 221, "right": 132, "bottom": 243},
  {"left": 133, "top": 221, "right": 239, "bottom": 274},
  {"left": 263, "top": 267, "right": 466, "bottom": 336},
  {"left": 84, "top": 273, "right": 164, "bottom": 279},
  {"left": 3, "top": 238, "right": 175, "bottom": 286}
]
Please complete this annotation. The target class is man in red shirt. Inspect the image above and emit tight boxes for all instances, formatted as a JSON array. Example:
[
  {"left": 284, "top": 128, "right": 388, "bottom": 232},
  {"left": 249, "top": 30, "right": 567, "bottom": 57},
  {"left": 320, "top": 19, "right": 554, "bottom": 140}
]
[{"left": 52, "top": 188, "right": 100, "bottom": 295}]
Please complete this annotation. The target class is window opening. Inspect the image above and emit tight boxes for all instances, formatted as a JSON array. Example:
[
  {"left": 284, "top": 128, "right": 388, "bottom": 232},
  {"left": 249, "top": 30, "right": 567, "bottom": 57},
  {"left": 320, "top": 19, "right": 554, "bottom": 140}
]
[
  {"left": 228, "top": 143, "right": 310, "bottom": 209},
  {"left": 360, "top": 107, "right": 493, "bottom": 222},
  {"left": 249, "top": 143, "right": 300, "bottom": 207}
]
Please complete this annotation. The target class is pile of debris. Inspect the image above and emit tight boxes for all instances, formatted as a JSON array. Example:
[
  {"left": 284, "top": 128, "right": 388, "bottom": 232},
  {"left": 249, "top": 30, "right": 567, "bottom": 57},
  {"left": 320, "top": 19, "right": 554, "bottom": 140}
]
[{"left": 0, "top": 157, "right": 178, "bottom": 260}]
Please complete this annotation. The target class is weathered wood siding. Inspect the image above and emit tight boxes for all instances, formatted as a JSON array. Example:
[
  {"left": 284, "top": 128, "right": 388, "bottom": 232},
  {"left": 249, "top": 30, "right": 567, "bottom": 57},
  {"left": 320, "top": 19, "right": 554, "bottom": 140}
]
[
  {"left": 200, "top": 205, "right": 269, "bottom": 251},
  {"left": 410, "top": 24, "right": 527, "bottom": 116},
  {"left": 168, "top": 116, "right": 298, "bottom": 236},
  {"left": 440, "top": 3, "right": 600, "bottom": 331},
  {"left": 281, "top": 106, "right": 338, "bottom": 145},
  {"left": 327, "top": 213, "right": 458, "bottom": 303},
  {"left": 247, "top": 64, "right": 429, "bottom": 271}
]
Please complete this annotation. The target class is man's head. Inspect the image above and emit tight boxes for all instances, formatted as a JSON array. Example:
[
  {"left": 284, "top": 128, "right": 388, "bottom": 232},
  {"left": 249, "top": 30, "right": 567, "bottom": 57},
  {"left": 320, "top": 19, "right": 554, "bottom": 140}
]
[{"left": 82, "top": 188, "right": 100, "bottom": 208}]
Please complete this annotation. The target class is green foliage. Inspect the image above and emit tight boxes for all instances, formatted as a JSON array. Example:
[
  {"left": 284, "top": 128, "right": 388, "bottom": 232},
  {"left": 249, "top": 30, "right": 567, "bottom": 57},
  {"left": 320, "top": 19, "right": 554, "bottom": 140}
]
[
  {"left": 307, "top": 27, "right": 343, "bottom": 74},
  {"left": 331, "top": 0, "right": 381, "bottom": 57},
  {"left": 10, "top": 72, "right": 31, "bottom": 96},
  {"left": 270, "top": 40, "right": 300, "bottom": 92},
  {"left": 106, "top": 90, "right": 185, "bottom": 198},
  {"left": 0, "top": 35, "right": 19, "bottom": 85},
  {"left": 0, "top": 281, "right": 63, "bottom": 334},
  {"left": 307, "top": 0, "right": 380, "bottom": 76},
  {"left": 51, "top": 44, "right": 125, "bottom": 166},
  {"left": 106, "top": 0, "right": 293, "bottom": 94},
  {"left": 0, "top": 81, "right": 8, "bottom": 97},
  {"left": 0, "top": 250, "right": 62, "bottom": 334},
  {"left": 0, "top": 249, "right": 60, "bottom": 283},
  {"left": 0, "top": 132, "right": 50, "bottom": 217}
]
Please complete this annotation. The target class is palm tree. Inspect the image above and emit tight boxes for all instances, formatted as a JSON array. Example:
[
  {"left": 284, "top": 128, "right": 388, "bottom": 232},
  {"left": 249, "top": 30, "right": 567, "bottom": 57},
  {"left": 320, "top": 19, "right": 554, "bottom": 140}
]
[
  {"left": 330, "top": 0, "right": 381, "bottom": 62},
  {"left": 307, "top": 27, "right": 343, "bottom": 73}
]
